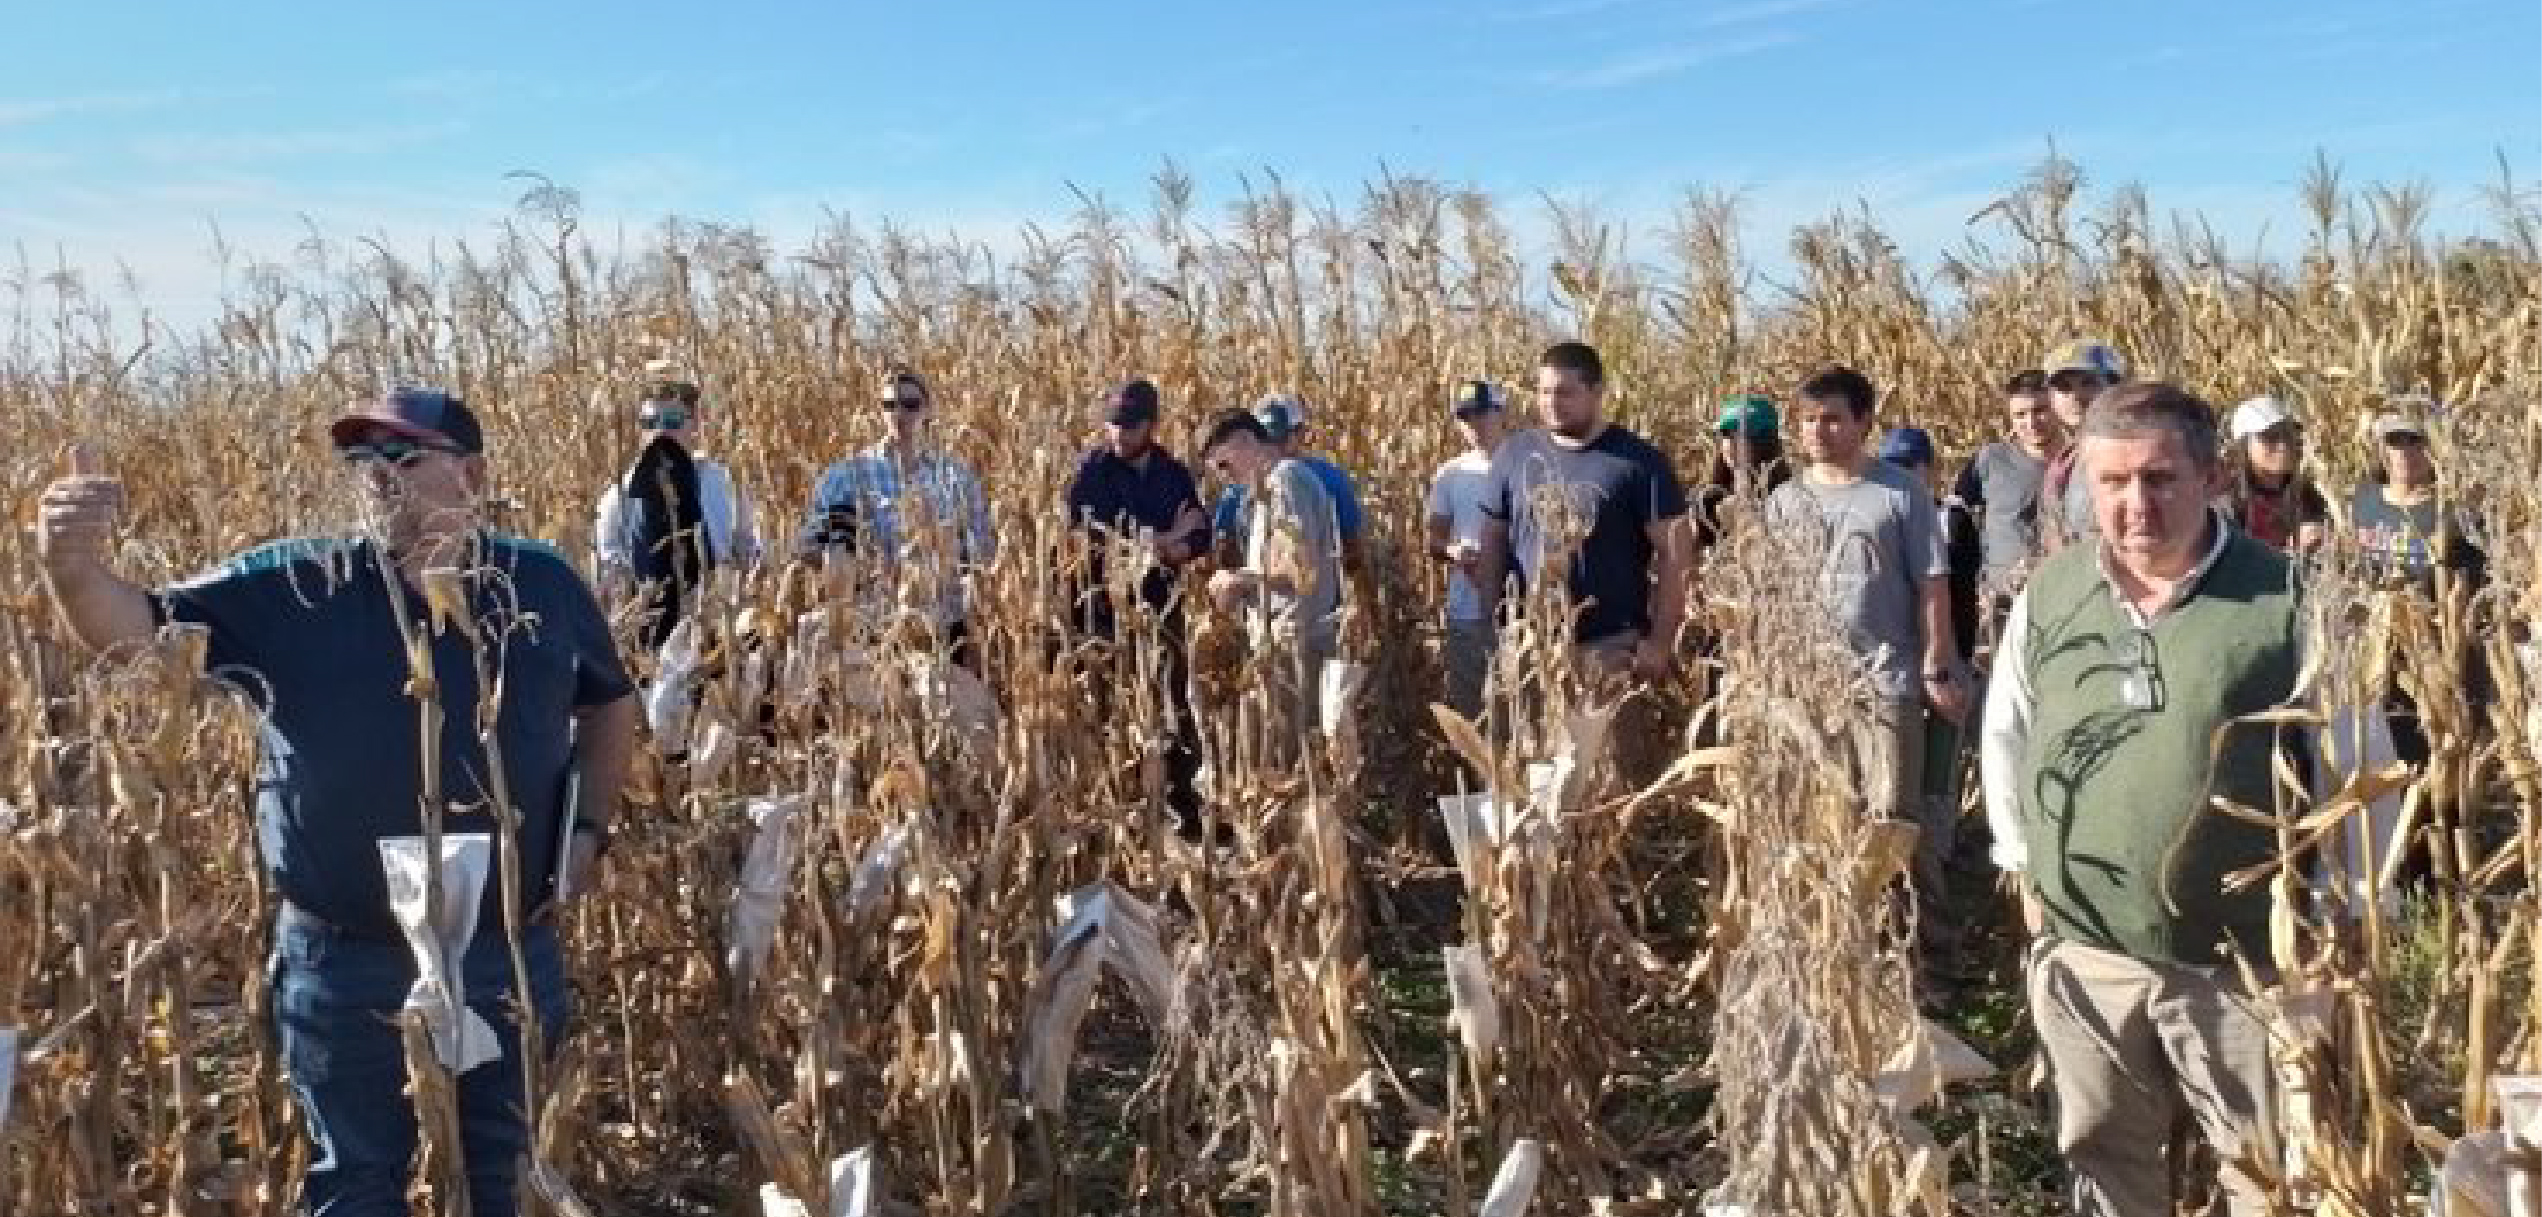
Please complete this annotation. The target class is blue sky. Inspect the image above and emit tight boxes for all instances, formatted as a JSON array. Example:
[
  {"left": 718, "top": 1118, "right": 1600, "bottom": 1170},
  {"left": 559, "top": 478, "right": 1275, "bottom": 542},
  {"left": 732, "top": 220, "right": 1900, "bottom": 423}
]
[{"left": 5, "top": 0, "right": 2536, "bottom": 325}]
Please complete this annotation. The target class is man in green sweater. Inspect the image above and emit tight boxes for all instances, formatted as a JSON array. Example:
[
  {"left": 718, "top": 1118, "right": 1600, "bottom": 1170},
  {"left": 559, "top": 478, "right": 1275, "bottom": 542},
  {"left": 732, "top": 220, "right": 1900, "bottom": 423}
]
[{"left": 1978, "top": 382, "right": 2301, "bottom": 1215}]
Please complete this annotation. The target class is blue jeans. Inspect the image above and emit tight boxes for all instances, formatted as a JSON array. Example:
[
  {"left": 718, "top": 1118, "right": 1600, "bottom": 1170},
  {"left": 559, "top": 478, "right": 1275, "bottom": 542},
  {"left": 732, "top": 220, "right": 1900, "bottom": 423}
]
[{"left": 270, "top": 909, "right": 571, "bottom": 1217}]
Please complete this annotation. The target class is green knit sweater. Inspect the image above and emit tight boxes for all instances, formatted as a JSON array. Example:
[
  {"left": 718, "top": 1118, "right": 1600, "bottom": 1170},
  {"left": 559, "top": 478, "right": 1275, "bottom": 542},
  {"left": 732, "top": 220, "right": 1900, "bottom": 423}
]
[{"left": 2016, "top": 529, "right": 2303, "bottom": 966}]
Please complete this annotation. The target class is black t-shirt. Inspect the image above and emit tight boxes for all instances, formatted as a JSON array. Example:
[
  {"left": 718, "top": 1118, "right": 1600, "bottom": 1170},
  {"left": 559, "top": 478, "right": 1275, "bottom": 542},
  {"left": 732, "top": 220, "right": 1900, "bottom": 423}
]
[
  {"left": 1483, "top": 424, "right": 1689, "bottom": 644},
  {"left": 155, "top": 533, "right": 635, "bottom": 939}
]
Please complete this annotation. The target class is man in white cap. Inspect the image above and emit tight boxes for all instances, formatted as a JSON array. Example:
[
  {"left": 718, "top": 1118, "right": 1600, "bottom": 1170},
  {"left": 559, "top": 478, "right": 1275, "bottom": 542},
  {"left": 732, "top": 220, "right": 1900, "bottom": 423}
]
[{"left": 1425, "top": 379, "right": 1510, "bottom": 719}]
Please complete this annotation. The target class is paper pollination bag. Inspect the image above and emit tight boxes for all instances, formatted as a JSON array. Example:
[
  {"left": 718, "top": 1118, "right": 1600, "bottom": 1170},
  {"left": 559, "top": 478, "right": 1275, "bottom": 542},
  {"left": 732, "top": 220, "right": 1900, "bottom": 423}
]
[{"left": 377, "top": 833, "right": 503, "bottom": 1074}]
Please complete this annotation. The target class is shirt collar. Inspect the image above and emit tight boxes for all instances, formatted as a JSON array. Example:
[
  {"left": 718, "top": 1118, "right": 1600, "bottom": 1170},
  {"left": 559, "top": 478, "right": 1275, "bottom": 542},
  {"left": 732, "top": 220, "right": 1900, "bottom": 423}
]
[{"left": 2093, "top": 506, "right": 2234, "bottom": 624}]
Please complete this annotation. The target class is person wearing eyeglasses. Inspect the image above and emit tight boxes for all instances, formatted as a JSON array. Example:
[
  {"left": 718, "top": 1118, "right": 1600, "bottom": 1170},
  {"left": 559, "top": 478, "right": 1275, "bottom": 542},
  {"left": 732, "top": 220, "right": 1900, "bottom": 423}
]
[
  {"left": 797, "top": 369, "right": 995, "bottom": 672},
  {"left": 1979, "top": 383, "right": 2302, "bottom": 1215},
  {"left": 593, "top": 376, "right": 761, "bottom": 645},
  {"left": 1424, "top": 380, "right": 1510, "bottom": 720},
  {"left": 35, "top": 387, "right": 638, "bottom": 1217}
]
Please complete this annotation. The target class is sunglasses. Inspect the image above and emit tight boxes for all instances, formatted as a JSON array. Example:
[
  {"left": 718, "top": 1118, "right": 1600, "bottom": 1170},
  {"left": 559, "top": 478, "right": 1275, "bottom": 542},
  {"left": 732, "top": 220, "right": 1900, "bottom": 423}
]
[
  {"left": 639, "top": 406, "right": 690, "bottom": 431},
  {"left": 879, "top": 395, "right": 927, "bottom": 412},
  {"left": 338, "top": 438, "right": 461, "bottom": 468},
  {"left": 2118, "top": 628, "right": 2167, "bottom": 712}
]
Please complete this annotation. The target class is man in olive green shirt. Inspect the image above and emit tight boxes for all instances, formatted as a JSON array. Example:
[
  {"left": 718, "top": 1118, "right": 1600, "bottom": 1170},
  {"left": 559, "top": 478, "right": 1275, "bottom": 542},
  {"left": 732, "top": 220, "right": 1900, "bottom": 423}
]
[{"left": 1980, "top": 383, "right": 2301, "bottom": 1216}]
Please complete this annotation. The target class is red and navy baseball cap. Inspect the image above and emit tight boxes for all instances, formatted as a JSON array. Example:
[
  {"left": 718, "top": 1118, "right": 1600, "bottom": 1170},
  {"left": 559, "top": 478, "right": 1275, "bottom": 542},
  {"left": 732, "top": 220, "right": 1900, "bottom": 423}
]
[{"left": 329, "top": 387, "right": 485, "bottom": 454}]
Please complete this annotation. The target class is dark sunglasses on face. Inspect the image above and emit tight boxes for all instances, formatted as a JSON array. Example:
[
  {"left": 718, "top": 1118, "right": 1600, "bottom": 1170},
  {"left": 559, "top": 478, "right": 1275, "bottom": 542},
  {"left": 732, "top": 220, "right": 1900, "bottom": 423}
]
[
  {"left": 640, "top": 405, "right": 690, "bottom": 431},
  {"left": 338, "top": 438, "right": 460, "bottom": 468},
  {"left": 880, "top": 395, "right": 927, "bottom": 412}
]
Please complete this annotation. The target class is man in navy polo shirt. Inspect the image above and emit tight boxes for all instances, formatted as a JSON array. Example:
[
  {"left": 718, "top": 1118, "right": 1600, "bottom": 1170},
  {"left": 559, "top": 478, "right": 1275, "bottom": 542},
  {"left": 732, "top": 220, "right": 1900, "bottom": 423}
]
[{"left": 36, "top": 387, "right": 639, "bottom": 1217}]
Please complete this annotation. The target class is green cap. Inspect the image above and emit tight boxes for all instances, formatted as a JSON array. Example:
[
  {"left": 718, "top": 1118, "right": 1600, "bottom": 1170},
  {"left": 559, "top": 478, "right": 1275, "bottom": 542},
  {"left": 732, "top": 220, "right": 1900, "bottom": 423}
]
[{"left": 1716, "top": 393, "right": 1778, "bottom": 437}]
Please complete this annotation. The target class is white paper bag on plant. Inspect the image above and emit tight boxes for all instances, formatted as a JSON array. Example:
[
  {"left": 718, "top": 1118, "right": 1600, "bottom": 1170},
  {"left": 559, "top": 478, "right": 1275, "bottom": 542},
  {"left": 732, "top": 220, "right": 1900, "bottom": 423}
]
[
  {"left": 756, "top": 1147, "right": 878, "bottom": 1217},
  {"left": 1017, "top": 883, "right": 1176, "bottom": 1113},
  {"left": 1319, "top": 658, "right": 1367, "bottom": 738},
  {"left": 378, "top": 833, "right": 502, "bottom": 1073},
  {"left": 2437, "top": 1130, "right": 2509, "bottom": 1217},
  {"left": 0, "top": 1027, "right": 17, "bottom": 1132},
  {"left": 646, "top": 616, "right": 705, "bottom": 751},
  {"left": 847, "top": 822, "right": 912, "bottom": 916},
  {"left": 1478, "top": 1138, "right": 1543, "bottom": 1217},
  {"left": 1443, "top": 945, "right": 1500, "bottom": 1063},
  {"left": 728, "top": 796, "right": 806, "bottom": 985}
]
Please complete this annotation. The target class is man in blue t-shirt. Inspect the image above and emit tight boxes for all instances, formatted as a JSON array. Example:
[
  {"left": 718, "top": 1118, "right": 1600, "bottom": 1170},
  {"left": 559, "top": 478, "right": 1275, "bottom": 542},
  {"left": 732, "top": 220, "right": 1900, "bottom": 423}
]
[{"left": 36, "top": 387, "right": 638, "bottom": 1217}]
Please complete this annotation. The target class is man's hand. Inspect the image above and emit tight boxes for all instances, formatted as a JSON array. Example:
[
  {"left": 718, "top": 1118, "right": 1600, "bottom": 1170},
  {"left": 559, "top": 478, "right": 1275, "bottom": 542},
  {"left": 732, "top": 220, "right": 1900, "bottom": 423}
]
[
  {"left": 1630, "top": 632, "right": 1673, "bottom": 682},
  {"left": 37, "top": 444, "right": 123, "bottom": 573},
  {"left": 1923, "top": 663, "right": 1972, "bottom": 725},
  {"left": 1206, "top": 568, "right": 1254, "bottom": 614},
  {"left": 560, "top": 828, "right": 604, "bottom": 903}
]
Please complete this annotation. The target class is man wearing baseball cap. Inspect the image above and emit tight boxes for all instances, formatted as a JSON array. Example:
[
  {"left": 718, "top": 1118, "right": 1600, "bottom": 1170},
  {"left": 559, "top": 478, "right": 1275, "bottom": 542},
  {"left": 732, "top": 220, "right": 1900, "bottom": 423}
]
[
  {"left": 1065, "top": 378, "right": 1211, "bottom": 829},
  {"left": 2037, "top": 338, "right": 2127, "bottom": 552},
  {"left": 1424, "top": 380, "right": 1511, "bottom": 718},
  {"left": 37, "top": 386, "right": 638, "bottom": 1216},
  {"left": 1211, "top": 393, "right": 1367, "bottom": 579}
]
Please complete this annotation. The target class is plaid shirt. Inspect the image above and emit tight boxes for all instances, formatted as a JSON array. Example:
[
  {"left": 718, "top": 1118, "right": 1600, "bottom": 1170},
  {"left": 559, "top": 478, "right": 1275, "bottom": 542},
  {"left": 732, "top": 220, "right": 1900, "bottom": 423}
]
[{"left": 799, "top": 444, "right": 995, "bottom": 624}]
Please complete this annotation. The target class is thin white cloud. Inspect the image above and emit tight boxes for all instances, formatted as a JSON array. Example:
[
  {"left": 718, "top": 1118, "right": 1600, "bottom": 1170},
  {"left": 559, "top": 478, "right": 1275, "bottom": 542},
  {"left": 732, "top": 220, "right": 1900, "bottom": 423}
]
[
  {"left": 131, "top": 121, "right": 466, "bottom": 167},
  {"left": 1498, "top": 0, "right": 1644, "bottom": 20},
  {"left": 0, "top": 90, "right": 187, "bottom": 128},
  {"left": 1538, "top": 31, "right": 1800, "bottom": 89},
  {"left": 1691, "top": 0, "right": 1843, "bottom": 27}
]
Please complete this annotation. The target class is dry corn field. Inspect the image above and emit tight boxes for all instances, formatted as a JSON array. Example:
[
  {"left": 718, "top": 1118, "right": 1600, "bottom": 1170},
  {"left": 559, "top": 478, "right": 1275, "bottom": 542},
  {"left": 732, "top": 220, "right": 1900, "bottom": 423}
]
[{"left": 3, "top": 156, "right": 2540, "bottom": 1215}]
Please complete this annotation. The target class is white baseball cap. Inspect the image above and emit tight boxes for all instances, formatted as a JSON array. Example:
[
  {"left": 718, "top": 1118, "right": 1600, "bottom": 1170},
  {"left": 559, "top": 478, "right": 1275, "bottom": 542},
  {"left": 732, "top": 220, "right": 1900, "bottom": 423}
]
[{"left": 2228, "top": 395, "right": 2296, "bottom": 439}]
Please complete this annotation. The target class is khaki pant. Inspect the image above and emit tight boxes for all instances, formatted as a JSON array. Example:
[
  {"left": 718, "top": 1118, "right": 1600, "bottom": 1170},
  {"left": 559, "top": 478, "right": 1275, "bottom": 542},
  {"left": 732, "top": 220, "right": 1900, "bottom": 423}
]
[
  {"left": 2028, "top": 937, "right": 2282, "bottom": 1216},
  {"left": 1852, "top": 700, "right": 1960, "bottom": 980}
]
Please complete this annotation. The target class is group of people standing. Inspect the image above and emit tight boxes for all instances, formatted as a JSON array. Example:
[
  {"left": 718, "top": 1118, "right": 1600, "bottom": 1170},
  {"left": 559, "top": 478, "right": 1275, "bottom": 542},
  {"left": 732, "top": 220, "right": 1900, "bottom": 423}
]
[{"left": 33, "top": 332, "right": 2489, "bottom": 1215}]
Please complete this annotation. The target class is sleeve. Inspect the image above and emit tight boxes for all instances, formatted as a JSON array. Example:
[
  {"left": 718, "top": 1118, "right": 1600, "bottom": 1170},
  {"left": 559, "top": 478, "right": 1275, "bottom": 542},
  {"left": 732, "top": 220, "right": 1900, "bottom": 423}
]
[
  {"left": 1330, "top": 469, "right": 1365, "bottom": 538},
  {"left": 593, "top": 483, "right": 631, "bottom": 571},
  {"left": 1480, "top": 448, "right": 1514, "bottom": 524},
  {"left": 1425, "top": 467, "right": 1453, "bottom": 523},
  {"left": 1064, "top": 457, "right": 1099, "bottom": 531},
  {"left": 1172, "top": 463, "right": 1210, "bottom": 551},
  {"left": 1905, "top": 488, "right": 1949, "bottom": 580},
  {"left": 1644, "top": 445, "right": 1690, "bottom": 523},
  {"left": 1284, "top": 465, "right": 1338, "bottom": 553},
  {"left": 1951, "top": 456, "right": 1985, "bottom": 510},
  {"left": 550, "top": 559, "right": 635, "bottom": 707},
  {"left": 1978, "top": 589, "right": 2037, "bottom": 872},
  {"left": 799, "top": 464, "right": 852, "bottom": 553},
  {"left": 154, "top": 558, "right": 285, "bottom": 677},
  {"left": 720, "top": 465, "right": 763, "bottom": 565}
]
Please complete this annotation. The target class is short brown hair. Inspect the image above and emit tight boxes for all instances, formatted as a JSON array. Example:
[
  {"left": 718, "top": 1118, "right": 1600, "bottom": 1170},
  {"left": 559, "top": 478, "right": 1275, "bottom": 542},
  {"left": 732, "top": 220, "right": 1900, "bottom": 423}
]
[{"left": 2079, "top": 382, "right": 2220, "bottom": 469}]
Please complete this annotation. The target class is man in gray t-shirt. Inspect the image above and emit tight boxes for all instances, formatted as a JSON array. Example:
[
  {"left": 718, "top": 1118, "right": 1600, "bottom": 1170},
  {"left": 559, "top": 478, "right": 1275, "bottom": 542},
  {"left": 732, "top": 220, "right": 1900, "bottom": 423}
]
[
  {"left": 1202, "top": 408, "right": 1343, "bottom": 731},
  {"left": 1769, "top": 450, "right": 1953, "bottom": 704},
  {"left": 1769, "top": 367, "right": 1967, "bottom": 997},
  {"left": 1952, "top": 370, "right": 2066, "bottom": 599}
]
